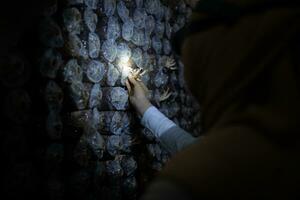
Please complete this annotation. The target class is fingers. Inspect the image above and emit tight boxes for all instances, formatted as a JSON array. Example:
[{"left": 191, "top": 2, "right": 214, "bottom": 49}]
[
  {"left": 125, "top": 79, "right": 132, "bottom": 96},
  {"left": 128, "top": 75, "right": 138, "bottom": 85},
  {"left": 170, "top": 60, "right": 176, "bottom": 66}
]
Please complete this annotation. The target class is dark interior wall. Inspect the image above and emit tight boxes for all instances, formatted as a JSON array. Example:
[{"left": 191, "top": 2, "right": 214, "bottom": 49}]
[
  {"left": 0, "top": 1, "right": 47, "bottom": 199},
  {"left": 0, "top": 1, "right": 42, "bottom": 51}
]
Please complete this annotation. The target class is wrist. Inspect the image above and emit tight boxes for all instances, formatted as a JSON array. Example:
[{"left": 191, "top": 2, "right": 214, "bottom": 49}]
[{"left": 136, "top": 100, "right": 152, "bottom": 117}]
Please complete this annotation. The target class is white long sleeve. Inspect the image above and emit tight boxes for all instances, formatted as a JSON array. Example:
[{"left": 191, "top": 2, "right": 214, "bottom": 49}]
[
  {"left": 141, "top": 106, "right": 198, "bottom": 155},
  {"left": 141, "top": 106, "right": 177, "bottom": 138}
]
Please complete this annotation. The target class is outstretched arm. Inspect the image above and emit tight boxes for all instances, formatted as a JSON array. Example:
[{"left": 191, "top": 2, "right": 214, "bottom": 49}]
[{"left": 126, "top": 76, "right": 197, "bottom": 155}]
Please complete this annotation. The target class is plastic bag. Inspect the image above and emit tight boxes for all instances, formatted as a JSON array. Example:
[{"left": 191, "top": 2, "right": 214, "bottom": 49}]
[
  {"left": 106, "top": 159, "right": 123, "bottom": 176},
  {"left": 63, "top": 7, "right": 82, "bottom": 34},
  {"left": 154, "top": 69, "right": 168, "bottom": 88},
  {"left": 39, "top": 48, "right": 63, "bottom": 79},
  {"left": 109, "top": 112, "right": 123, "bottom": 135},
  {"left": 106, "top": 16, "right": 121, "bottom": 41},
  {"left": 165, "top": 22, "right": 172, "bottom": 39},
  {"left": 45, "top": 80, "right": 64, "bottom": 112},
  {"left": 86, "top": 60, "right": 105, "bottom": 83},
  {"left": 151, "top": 35, "right": 162, "bottom": 55},
  {"left": 117, "top": 1, "right": 129, "bottom": 22},
  {"left": 121, "top": 156, "right": 137, "bottom": 176},
  {"left": 66, "top": 33, "right": 88, "bottom": 59},
  {"left": 122, "top": 19, "right": 134, "bottom": 41},
  {"left": 88, "top": 32, "right": 100, "bottom": 59},
  {"left": 108, "top": 87, "right": 128, "bottom": 110},
  {"left": 102, "top": 40, "right": 117, "bottom": 62},
  {"left": 63, "top": 59, "right": 83, "bottom": 83},
  {"left": 69, "top": 81, "right": 89, "bottom": 110},
  {"left": 135, "top": 0, "right": 143, "bottom": 8},
  {"left": 131, "top": 48, "right": 143, "bottom": 68},
  {"left": 106, "top": 135, "right": 122, "bottom": 156},
  {"left": 117, "top": 42, "right": 131, "bottom": 62},
  {"left": 104, "top": 0, "right": 116, "bottom": 17},
  {"left": 84, "top": 0, "right": 98, "bottom": 10},
  {"left": 155, "top": 21, "right": 165, "bottom": 38},
  {"left": 39, "top": 17, "right": 64, "bottom": 48},
  {"left": 89, "top": 83, "right": 102, "bottom": 108},
  {"left": 106, "top": 63, "right": 120, "bottom": 86},
  {"left": 84, "top": 9, "right": 98, "bottom": 32},
  {"left": 84, "top": 126, "right": 105, "bottom": 159},
  {"left": 133, "top": 8, "right": 147, "bottom": 29},
  {"left": 163, "top": 38, "right": 171, "bottom": 55},
  {"left": 131, "top": 28, "right": 145, "bottom": 47},
  {"left": 145, "top": 15, "right": 155, "bottom": 36}
]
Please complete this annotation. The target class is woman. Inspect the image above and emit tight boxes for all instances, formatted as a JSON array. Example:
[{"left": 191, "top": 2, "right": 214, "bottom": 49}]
[{"left": 126, "top": 0, "right": 300, "bottom": 199}]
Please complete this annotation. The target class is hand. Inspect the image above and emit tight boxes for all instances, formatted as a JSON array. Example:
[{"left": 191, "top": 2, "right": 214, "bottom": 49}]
[{"left": 126, "top": 76, "right": 152, "bottom": 116}]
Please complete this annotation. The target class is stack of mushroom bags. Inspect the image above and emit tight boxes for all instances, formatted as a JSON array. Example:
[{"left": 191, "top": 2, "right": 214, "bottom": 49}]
[{"left": 38, "top": 0, "right": 201, "bottom": 199}]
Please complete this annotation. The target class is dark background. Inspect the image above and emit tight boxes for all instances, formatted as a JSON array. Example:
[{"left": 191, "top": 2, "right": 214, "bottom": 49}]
[{"left": 0, "top": 1, "right": 50, "bottom": 199}]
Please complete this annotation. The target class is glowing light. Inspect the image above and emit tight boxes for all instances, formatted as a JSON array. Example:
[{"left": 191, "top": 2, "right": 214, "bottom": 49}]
[{"left": 118, "top": 54, "right": 132, "bottom": 77}]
